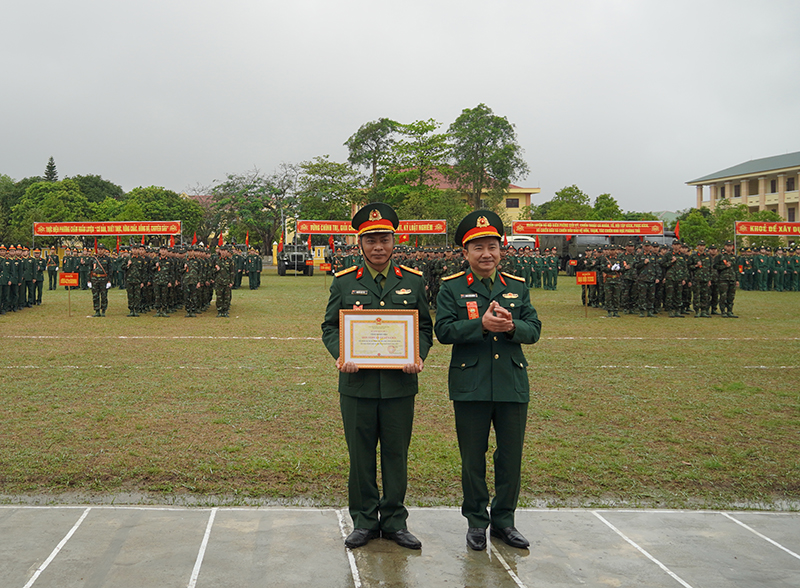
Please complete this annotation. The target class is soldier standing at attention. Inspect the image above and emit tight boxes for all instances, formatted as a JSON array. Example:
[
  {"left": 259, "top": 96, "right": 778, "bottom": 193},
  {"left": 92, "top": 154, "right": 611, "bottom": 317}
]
[
  {"left": 153, "top": 245, "right": 173, "bottom": 317},
  {"left": 90, "top": 244, "right": 112, "bottom": 317},
  {"left": 321, "top": 203, "right": 432, "bottom": 551},
  {"left": 46, "top": 246, "right": 59, "bottom": 290},
  {"left": 32, "top": 248, "right": 45, "bottom": 305},
  {"left": 689, "top": 241, "right": 712, "bottom": 318},
  {"left": 715, "top": 240, "right": 739, "bottom": 318},
  {"left": 434, "top": 210, "right": 542, "bottom": 552},
  {"left": 214, "top": 246, "right": 235, "bottom": 317}
]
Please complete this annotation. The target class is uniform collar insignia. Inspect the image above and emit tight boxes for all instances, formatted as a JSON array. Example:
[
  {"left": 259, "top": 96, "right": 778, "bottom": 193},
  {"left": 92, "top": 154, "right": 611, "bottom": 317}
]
[
  {"left": 356, "top": 267, "right": 364, "bottom": 279},
  {"left": 394, "top": 265, "right": 403, "bottom": 277},
  {"left": 466, "top": 273, "right": 474, "bottom": 286}
]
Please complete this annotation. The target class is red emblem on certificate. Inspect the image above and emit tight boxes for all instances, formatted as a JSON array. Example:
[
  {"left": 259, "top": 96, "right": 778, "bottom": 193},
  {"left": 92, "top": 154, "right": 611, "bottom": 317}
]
[{"left": 466, "top": 300, "right": 479, "bottom": 320}]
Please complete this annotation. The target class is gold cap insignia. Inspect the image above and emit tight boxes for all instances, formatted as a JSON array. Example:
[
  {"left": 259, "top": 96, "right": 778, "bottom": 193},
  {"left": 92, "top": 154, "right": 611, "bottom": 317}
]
[
  {"left": 476, "top": 216, "right": 489, "bottom": 228},
  {"left": 369, "top": 209, "right": 383, "bottom": 221}
]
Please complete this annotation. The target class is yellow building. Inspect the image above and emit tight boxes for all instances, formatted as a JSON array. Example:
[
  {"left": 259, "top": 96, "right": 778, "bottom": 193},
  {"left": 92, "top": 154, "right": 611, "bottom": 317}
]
[{"left": 688, "top": 151, "right": 800, "bottom": 222}]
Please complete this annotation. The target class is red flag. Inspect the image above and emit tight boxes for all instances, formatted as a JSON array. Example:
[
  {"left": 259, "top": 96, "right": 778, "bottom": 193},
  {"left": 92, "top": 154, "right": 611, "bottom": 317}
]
[
  {"left": 116, "top": 235, "right": 120, "bottom": 253},
  {"left": 169, "top": 235, "right": 175, "bottom": 248},
  {"left": 192, "top": 232, "right": 197, "bottom": 246},
  {"left": 245, "top": 231, "right": 249, "bottom": 247},
  {"left": 674, "top": 221, "right": 680, "bottom": 240},
  {"left": 307, "top": 235, "right": 312, "bottom": 250},
  {"left": 329, "top": 235, "right": 334, "bottom": 250},
  {"left": 503, "top": 233, "right": 508, "bottom": 247},
  {"left": 218, "top": 233, "right": 224, "bottom": 246},
  {"left": 94, "top": 238, "right": 98, "bottom": 255},
  {"left": 278, "top": 232, "right": 284, "bottom": 252},
  {"left": 535, "top": 236, "right": 540, "bottom": 249},
  {"left": 141, "top": 235, "right": 145, "bottom": 245},
  {"left": 397, "top": 234, "right": 409, "bottom": 244}
]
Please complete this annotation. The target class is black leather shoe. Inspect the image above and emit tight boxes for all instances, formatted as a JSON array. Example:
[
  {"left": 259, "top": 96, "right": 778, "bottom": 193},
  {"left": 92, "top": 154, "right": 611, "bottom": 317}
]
[
  {"left": 490, "top": 526, "right": 530, "bottom": 549},
  {"left": 382, "top": 529, "right": 422, "bottom": 550},
  {"left": 344, "top": 528, "right": 380, "bottom": 549},
  {"left": 466, "top": 527, "right": 487, "bottom": 551}
]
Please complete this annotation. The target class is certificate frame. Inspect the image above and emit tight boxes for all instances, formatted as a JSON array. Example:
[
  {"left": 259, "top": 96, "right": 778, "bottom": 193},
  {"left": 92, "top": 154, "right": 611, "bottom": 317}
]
[{"left": 339, "top": 309, "right": 419, "bottom": 369}]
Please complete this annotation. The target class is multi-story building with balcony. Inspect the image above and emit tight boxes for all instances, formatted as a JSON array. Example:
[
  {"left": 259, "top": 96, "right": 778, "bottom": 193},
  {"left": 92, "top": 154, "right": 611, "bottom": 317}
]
[{"left": 687, "top": 151, "right": 800, "bottom": 222}]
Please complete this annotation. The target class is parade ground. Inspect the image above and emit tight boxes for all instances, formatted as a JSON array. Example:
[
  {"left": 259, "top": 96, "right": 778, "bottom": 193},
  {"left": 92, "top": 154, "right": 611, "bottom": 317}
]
[
  {"left": 1, "top": 271, "right": 798, "bottom": 586},
  {"left": 2, "top": 505, "right": 799, "bottom": 587}
]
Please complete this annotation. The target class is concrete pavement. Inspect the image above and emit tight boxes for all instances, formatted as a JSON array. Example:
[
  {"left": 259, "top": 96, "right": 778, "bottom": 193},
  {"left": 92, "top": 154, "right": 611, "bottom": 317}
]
[{"left": 1, "top": 506, "right": 798, "bottom": 587}]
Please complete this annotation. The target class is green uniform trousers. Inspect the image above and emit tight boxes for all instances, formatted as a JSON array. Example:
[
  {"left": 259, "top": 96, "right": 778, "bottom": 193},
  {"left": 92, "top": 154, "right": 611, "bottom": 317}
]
[
  {"left": 454, "top": 400, "right": 527, "bottom": 529},
  {"left": 340, "top": 394, "right": 415, "bottom": 533}
]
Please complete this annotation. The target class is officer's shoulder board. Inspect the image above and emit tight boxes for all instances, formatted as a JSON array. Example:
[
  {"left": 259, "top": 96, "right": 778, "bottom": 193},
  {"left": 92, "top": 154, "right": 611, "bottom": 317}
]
[
  {"left": 442, "top": 271, "right": 465, "bottom": 282},
  {"left": 334, "top": 266, "right": 358, "bottom": 278},
  {"left": 400, "top": 264, "right": 423, "bottom": 277},
  {"left": 501, "top": 271, "right": 526, "bottom": 282}
]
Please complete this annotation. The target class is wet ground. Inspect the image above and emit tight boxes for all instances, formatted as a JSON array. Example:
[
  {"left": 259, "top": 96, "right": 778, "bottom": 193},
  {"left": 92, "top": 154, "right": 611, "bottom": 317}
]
[{"left": 1, "top": 506, "right": 798, "bottom": 587}]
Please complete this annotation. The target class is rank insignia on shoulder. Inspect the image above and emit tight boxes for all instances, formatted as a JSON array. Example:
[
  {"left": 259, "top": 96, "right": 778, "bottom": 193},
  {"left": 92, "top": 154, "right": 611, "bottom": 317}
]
[
  {"left": 395, "top": 288, "right": 411, "bottom": 295},
  {"left": 442, "top": 271, "right": 465, "bottom": 281},
  {"left": 502, "top": 292, "right": 519, "bottom": 299},
  {"left": 334, "top": 266, "right": 357, "bottom": 278},
  {"left": 501, "top": 272, "right": 525, "bottom": 282},
  {"left": 399, "top": 264, "right": 422, "bottom": 276}
]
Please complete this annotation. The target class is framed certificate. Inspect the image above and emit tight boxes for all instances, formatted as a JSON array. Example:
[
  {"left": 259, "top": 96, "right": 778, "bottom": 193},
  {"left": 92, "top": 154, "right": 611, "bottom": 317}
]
[{"left": 339, "top": 309, "right": 419, "bottom": 369}]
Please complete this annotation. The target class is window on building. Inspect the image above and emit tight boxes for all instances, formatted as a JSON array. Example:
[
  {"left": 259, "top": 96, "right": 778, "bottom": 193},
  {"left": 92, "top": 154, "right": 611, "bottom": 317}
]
[
  {"left": 734, "top": 185, "right": 741, "bottom": 198},
  {"left": 787, "top": 177, "right": 796, "bottom": 192},
  {"left": 505, "top": 198, "right": 520, "bottom": 208},
  {"left": 771, "top": 179, "right": 777, "bottom": 193},
  {"left": 719, "top": 186, "right": 725, "bottom": 199},
  {"left": 789, "top": 207, "right": 796, "bottom": 223}
]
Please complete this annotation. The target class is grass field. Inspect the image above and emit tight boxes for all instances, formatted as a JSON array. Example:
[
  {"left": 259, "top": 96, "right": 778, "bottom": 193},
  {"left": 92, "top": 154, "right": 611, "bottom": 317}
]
[{"left": 1, "top": 271, "right": 798, "bottom": 509}]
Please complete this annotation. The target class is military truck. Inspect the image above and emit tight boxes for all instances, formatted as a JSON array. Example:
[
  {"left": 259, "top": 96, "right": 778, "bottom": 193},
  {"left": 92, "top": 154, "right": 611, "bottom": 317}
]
[{"left": 277, "top": 243, "right": 314, "bottom": 276}]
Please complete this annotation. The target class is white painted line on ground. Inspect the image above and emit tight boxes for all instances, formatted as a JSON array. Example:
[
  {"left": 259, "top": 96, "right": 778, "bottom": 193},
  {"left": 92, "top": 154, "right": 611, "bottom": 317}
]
[
  {"left": 721, "top": 512, "right": 800, "bottom": 561},
  {"left": 489, "top": 543, "right": 528, "bottom": 588},
  {"left": 22, "top": 507, "right": 91, "bottom": 588},
  {"left": 3, "top": 364, "right": 799, "bottom": 371},
  {"left": 335, "top": 509, "right": 362, "bottom": 588},
  {"left": 592, "top": 511, "right": 694, "bottom": 588},
  {"left": 187, "top": 507, "right": 217, "bottom": 588},
  {"left": 1, "top": 335, "right": 320, "bottom": 340}
]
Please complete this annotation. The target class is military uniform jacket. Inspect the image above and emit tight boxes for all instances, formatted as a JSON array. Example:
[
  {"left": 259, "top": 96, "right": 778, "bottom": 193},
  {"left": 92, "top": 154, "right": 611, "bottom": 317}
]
[
  {"left": 434, "top": 270, "right": 541, "bottom": 403},
  {"left": 321, "top": 262, "right": 433, "bottom": 400}
]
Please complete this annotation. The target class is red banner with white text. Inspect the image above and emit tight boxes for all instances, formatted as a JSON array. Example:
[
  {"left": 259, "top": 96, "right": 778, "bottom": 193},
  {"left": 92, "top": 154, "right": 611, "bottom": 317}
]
[
  {"left": 34, "top": 221, "right": 182, "bottom": 236},
  {"left": 296, "top": 219, "right": 446, "bottom": 235},
  {"left": 735, "top": 221, "right": 800, "bottom": 236},
  {"left": 513, "top": 220, "right": 663, "bottom": 236}
]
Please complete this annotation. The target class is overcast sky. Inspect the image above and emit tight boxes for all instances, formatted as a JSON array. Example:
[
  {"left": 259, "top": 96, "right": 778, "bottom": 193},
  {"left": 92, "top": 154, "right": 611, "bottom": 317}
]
[{"left": 3, "top": 0, "right": 798, "bottom": 213}]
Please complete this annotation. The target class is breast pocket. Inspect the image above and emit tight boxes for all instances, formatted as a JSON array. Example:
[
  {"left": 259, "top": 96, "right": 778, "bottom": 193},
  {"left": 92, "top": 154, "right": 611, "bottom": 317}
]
[
  {"left": 455, "top": 297, "right": 485, "bottom": 320},
  {"left": 497, "top": 298, "right": 522, "bottom": 318},
  {"left": 344, "top": 294, "right": 374, "bottom": 308}
]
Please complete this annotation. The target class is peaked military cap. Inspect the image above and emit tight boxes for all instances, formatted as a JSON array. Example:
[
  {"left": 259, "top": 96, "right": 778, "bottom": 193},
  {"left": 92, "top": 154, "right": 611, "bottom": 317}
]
[
  {"left": 697, "top": 240, "right": 705, "bottom": 246},
  {"left": 455, "top": 210, "right": 503, "bottom": 247},
  {"left": 352, "top": 202, "right": 398, "bottom": 236}
]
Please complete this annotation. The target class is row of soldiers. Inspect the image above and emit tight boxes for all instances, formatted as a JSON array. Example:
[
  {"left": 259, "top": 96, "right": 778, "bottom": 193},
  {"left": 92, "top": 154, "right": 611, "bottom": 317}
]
[
  {"left": 84, "top": 244, "right": 238, "bottom": 318},
  {"left": 332, "top": 244, "right": 562, "bottom": 310},
  {"left": 59, "top": 246, "right": 263, "bottom": 291},
  {"left": 734, "top": 246, "right": 800, "bottom": 292},
  {"left": 0, "top": 245, "right": 49, "bottom": 313},
  {"left": 579, "top": 240, "right": 741, "bottom": 318}
]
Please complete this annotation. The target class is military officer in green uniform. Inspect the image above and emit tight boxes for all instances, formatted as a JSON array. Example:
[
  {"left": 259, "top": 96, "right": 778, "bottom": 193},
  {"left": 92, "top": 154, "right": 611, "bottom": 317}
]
[
  {"left": 434, "top": 210, "right": 542, "bottom": 551},
  {"left": 90, "top": 244, "right": 112, "bottom": 316},
  {"left": 322, "top": 203, "right": 433, "bottom": 550}
]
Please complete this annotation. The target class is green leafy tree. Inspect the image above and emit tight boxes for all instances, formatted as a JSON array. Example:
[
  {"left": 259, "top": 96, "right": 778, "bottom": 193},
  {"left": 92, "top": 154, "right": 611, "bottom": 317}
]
[
  {"left": 212, "top": 169, "right": 290, "bottom": 253},
  {"left": 677, "top": 209, "right": 713, "bottom": 246},
  {"left": 297, "top": 156, "right": 363, "bottom": 225},
  {"left": 345, "top": 118, "right": 398, "bottom": 191},
  {"left": 708, "top": 199, "right": 750, "bottom": 246},
  {"left": 44, "top": 157, "right": 58, "bottom": 182},
  {"left": 621, "top": 211, "right": 660, "bottom": 221},
  {"left": 591, "top": 193, "right": 624, "bottom": 220},
  {"left": 746, "top": 209, "right": 784, "bottom": 249},
  {"left": 380, "top": 119, "right": 452, "bottom": 210},
  {"left": 448, "top": 103, "right": 529, "bottom": 210},
  {"left": 10, "top": 179, "right": 95, "bottom": 245},
  {"left": 125, "top": 186, "right": 203, "bottom": 240},
  {"left": 544, "top": 185, "right": 594, "bottom": 220},
  {"left": 69, "top": 174, "right": 124, "bottom": 203}
]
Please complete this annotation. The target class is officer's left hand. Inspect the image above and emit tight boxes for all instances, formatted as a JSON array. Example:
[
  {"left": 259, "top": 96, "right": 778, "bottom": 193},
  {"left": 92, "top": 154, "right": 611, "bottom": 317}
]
[{"left": 336, "top": 357, "right": 359, "bottom": 373}]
